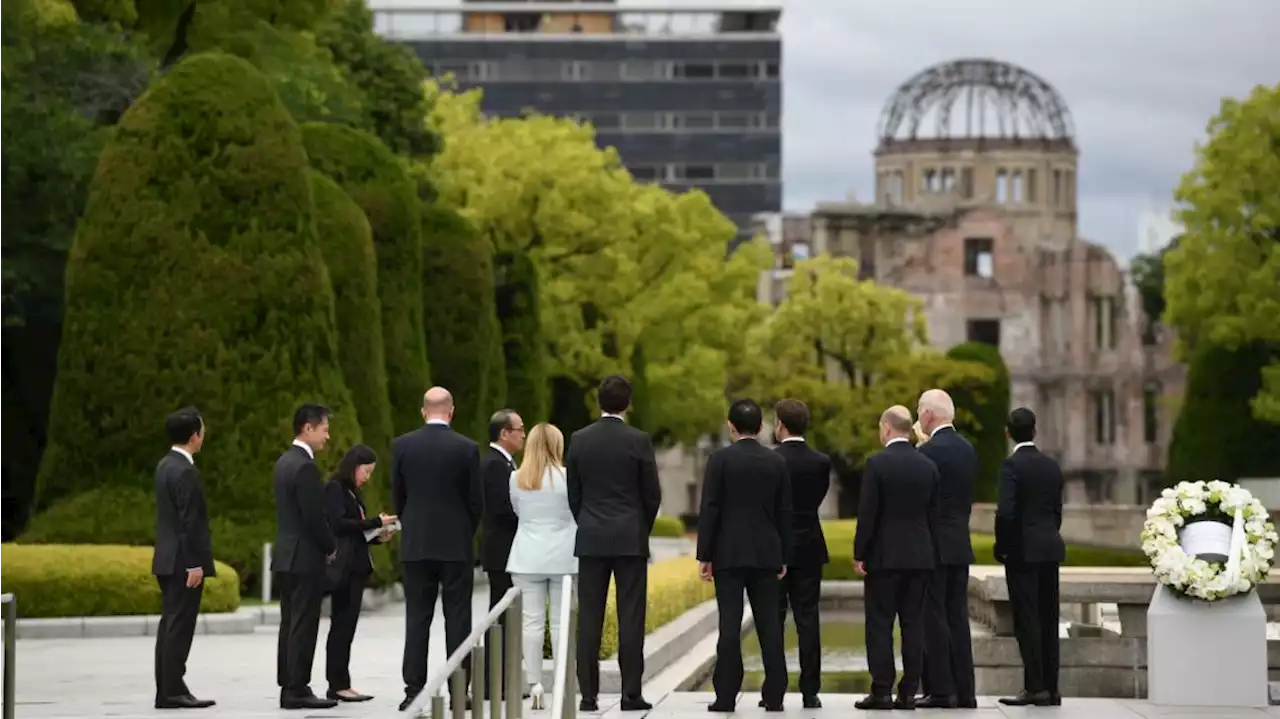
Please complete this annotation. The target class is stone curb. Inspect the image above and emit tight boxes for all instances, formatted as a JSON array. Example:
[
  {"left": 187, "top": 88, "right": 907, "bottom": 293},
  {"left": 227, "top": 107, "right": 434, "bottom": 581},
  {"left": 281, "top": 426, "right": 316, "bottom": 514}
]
[{"left": 597, "top": 598, "right": 721, "bottom": 694}]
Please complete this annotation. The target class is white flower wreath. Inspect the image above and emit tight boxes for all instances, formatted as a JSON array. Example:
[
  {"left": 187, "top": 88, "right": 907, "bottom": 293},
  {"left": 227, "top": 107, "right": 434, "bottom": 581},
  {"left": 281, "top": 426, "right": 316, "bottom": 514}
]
[{"left": 1141, "top": 480, "right": 1277, "bottom": 601}]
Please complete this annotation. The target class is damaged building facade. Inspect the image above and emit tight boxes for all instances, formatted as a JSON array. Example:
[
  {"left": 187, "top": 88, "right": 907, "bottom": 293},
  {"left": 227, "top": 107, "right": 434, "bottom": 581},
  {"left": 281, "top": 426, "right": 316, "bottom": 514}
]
[{"left": 757, "top": 59, "right": 1185, "bottom": 505}]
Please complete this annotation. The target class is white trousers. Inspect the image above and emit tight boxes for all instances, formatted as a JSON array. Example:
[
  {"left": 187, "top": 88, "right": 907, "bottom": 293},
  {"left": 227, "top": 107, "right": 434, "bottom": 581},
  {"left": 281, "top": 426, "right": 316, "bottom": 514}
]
[{"left": 510, "top": 573, "right": 571, "bottom": 688}]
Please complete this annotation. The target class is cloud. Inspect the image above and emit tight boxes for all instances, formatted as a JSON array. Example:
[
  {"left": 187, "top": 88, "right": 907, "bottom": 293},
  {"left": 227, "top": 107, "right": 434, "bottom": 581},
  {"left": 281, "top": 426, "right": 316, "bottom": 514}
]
[{"left": 775, "top": 0, "right": 1280, "bottom": 259}]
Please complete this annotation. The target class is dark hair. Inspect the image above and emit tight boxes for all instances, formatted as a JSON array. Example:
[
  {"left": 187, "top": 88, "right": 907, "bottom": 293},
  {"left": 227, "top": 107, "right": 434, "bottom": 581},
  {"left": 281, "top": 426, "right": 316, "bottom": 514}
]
[
  {"left": 488, "top": 409, "right": 518, "bottom": 443},
  {"left": 728, "top": 398, "right": 763, "bottom": 435},
  {"left": 774, "top": 398, "right": 809, "bottom": 436},
  {"left": 1007, "top": 407, "right": 1037, "bottom": 444},
  {"left": 165, "top": 406, "right": 203, "bottom": 445},
  {"left": 292, "top": 403, "right": 331, "bottom": 436},
  {"left": 597, "top": 374, "right": 632, "bottom": 415},
  {"left": 331, "top": 444, "right": 377, "bottom": 488}
]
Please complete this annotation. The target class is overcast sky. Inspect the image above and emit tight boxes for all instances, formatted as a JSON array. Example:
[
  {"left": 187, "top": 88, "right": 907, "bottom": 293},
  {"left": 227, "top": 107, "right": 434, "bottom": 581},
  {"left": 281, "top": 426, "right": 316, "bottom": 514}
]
[{"left": 776, "top": 0, "right": 1279, "bottom": 260}]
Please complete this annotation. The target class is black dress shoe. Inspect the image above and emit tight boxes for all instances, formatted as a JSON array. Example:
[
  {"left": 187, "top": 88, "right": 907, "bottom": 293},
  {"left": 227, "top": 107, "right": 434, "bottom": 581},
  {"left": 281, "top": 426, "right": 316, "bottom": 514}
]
[
  {"left": 580, "top": 697, "right": 599, "bottom": 712},
  {"left": 399, "top": 694, "right": 419, "bottom": 712},
  {"left": 620, "top": 696, "right": 653, "bottom": 711},
  {"left": 280, "top": 693, "right": 338, "bottom": 710},
  {"left": 755, "top": 699, "right": 784, "bottom": 712},
  {"left": 998, "top": 690, "right": 1052, "bottom": 706},
  {"left": 958, "top": 697, "right": 979, "bottom": 709},
  {"left": 894, "top": 695, "right": 916, "bottom": 710},
  {"left": 1049, "top": 693, "right": 1062, "bottom": 706},
  {"left": 916, "top": 694, "right": 957, "bottom": 709},
  {"left": 802, "top": 695, "right": 822, "bottom": 709},
  {"left": 155, "top": 694, "right": 216, "bottom": 709},
  {"left": 327, "top": 690, "right": 374, "bottom": 702},
  {"left": 707, "top": 700, "right": 735, "bottom": 712},
  {"left": 854, "top": 694, "right": 895, "bottom": 711}
]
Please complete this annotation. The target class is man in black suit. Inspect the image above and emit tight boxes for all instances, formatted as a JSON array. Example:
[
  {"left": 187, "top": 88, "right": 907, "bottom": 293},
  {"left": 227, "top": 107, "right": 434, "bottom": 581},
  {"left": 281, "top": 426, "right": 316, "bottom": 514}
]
[
  {"left": 273, "top": 403, "right": 338, "bottom": 710},
  {"left": 393, "top": 387, "right": 483, "bottom": 711},
  {"left": 995, "top": 408, "right": 1066, "bottom": 708},
  {"left": 567, "top": 374, "right": 661, "bottom": 712},
  {"left": 915, "top": 389, "right": 978, "bottom": 709},
  {"left": 853, "top": 406, "right": 940, "bottom": 711},
  {"left": 771, "top": 398, "right": 830, "bottom": 709},
  {"left": 481, "top": 408, "right": 524, "bottom": 699},
  {"left": 699, "top": 399, "right": 792, "bottom": 713},
  {"left": 152, "top": 407, "right": 216, "bottom": 710}
]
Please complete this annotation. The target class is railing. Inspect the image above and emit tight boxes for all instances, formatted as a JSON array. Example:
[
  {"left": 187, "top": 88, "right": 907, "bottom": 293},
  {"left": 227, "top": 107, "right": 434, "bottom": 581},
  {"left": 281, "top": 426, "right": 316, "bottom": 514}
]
[
  {"left": 399, "top": 587, "right": 524, "bottom": 718},
  {"left": 262, "top": 542, "right": 273, "bottom": 604},
  {"left": 549, "top": 576, "right": 578, "bottom": 719},
  {"left": 2, "top": 593, "right": 15, "bottom": 719}
]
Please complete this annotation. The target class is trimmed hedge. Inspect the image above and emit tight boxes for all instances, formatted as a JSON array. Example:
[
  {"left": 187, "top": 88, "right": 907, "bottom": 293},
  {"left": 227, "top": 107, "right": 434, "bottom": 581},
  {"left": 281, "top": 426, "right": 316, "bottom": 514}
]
[
  {"left": 651, "top": 515, "right": 686, "bottom": 538},
  {"left": 29, "top": 53, "right": 360, "bottom": 583},
  {"left": 496, "top": 251, "right": 549, "bottom": 423},
  {"left": 0, "top": 544, "right": 240, "bottom": 618},
  {"left": 421, "top": 201, "right": 504, "bottom": 441},
  {"left": 302, "top": 122, "right": 429, "bottom": 434},
  {"left": 945, "top": 342, "right": 1011, "bottom": 502},
  {"left": 820, "top": 520, "right": 1146, "bottom": 580}
]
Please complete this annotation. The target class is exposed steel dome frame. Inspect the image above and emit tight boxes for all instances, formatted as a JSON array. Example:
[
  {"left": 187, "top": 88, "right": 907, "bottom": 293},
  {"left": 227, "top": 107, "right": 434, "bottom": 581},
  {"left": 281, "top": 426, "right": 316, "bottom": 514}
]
[{"left": 877, "top": 58, "right": 1076, "bottom": 146}]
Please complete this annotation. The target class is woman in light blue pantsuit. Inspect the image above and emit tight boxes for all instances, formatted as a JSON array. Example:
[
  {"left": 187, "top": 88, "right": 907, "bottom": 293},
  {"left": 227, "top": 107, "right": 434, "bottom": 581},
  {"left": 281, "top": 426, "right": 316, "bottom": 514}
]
[{"left": 507, "top": 423, "right": 578, "bottom": 708}]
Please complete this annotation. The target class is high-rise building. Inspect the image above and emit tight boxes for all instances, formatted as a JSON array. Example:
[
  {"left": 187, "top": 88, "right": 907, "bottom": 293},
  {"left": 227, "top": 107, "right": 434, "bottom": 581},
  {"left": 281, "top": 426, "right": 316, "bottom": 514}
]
[{"left": 374, "top": 1, "right": 783, "bottom": 240}]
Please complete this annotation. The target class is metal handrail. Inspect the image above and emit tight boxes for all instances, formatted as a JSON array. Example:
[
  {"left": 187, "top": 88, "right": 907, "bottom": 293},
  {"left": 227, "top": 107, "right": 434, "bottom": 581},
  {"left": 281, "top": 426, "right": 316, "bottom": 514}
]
[
  {"left": 2, "top": 593, "right": 15, "bottom": 719},
  {"left": 398, "top": 586, "right": 524, "bottom": 718},
  {"left": 549, "top": 576, "right": 578, "bottom": 719}
]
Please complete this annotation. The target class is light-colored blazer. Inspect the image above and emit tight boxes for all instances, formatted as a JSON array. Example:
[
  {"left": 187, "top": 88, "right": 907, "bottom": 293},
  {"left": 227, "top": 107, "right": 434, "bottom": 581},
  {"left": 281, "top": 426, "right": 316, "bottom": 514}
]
[{"left": 506, "top": 466, "right": 579, "bottom": 576}]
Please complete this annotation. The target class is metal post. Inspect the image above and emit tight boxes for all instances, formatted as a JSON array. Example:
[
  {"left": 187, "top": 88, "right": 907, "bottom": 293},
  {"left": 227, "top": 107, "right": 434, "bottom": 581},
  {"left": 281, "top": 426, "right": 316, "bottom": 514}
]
[
  {"left": 487, "top": 625, "right": 502, "bottom": 719},
  {"left": 431, "top": 694, "right": 446, "bottom": 719},
  {"left": 261, "top": 542, "right": 272, "bottom": 604},
  {"left": 562, "top": 606, "right": 577, "bottom": 719},
  {"left": 471, "top": 645, "right": 486, "bottom": 719},
  {"left": 450, "top": 670, "right": 467, "bottom": 719},
  {"left": 3, "top": 594, "right": 15, "bottom": 719},
  {"left": 504, "top": 595, "right": 523, "bottom": 719}
]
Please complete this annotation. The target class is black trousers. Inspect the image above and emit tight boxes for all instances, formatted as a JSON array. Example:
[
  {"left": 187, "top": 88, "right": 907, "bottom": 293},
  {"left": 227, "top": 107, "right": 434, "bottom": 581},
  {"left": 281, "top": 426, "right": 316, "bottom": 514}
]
[
  {"left": 484, "top": 570, "right": 513, "bottom": 698},
  {"left": 577, "top": 556, "right": 647, "bottom": 701},
  {"left": 864, "top": 569, "right": 929, "bottom": 699},
  {"left": 715, "top": 568, "right": 787, "bottom": 706},
  {"left": 154, "top": 574, "right": 203, "bottom": 699},
  {"left": 401, "top": 560, "right": 474, "bottom": 697},
  {"left": 277, "top": 571, "right": 325, "bottom": 696},
  {"left": 1005, "top": 562, "right": 1060, "bottom": 695},
  {"left": 778, "top": 564, "right": 823, "bottom": 698},
  {"left": 325, "top": 574, "right": 366, "bottom": 692},
  {"left": 921, "top": 563, "right": 975, "bottom": 699}
]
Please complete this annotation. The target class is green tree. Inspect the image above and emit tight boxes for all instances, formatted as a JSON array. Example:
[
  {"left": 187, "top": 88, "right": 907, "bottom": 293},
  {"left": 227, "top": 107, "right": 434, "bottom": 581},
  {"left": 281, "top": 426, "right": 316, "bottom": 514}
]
[
  {"left": 27, "top": 53, "right": 360, "bottom": 587},
  {"left": 1166, "top": 342, "right": 1280, "bottom": 482},
  {"left": 944, "top": 342, "right": 1010, "bottom": 502},
  {"left": 420, "top": 200, "right": 503, "bottom": 441},
  {"left": 496, "top": 250, "right": 549, "bottom": 424},
  {"left": 1164, "top": 83, "right": 1280, "bottom": 423},
  {"left": 302, "top": 122, "right": 430, "bottom": 433}
]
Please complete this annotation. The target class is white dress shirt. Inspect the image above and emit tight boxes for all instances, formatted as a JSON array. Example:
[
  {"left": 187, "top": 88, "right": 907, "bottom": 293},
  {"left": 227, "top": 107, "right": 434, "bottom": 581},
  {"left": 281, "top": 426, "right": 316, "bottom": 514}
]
[
  {"left": 885, "top": 436, "right": 910, "bottom": 447},
  {"left": 781, "top": 436, "right": 805, "bottom": 443},
  {"left": 291, "top": 439, "right": 314, "bottom": 460},
  {"left": 506, "top": 467, "right": 578, "bottom": 576},
  {"left": 1012, "top": 441, "right": 1037, "bottom": 453},
  {"left": 930, "top": 422, "right": 955, "bottom": 437},
  {"left": 489, "top": 442, "right": 515, "bottom": 467},
  {"left": 171, "top": 446, "right": 194, "bottom": 465}
]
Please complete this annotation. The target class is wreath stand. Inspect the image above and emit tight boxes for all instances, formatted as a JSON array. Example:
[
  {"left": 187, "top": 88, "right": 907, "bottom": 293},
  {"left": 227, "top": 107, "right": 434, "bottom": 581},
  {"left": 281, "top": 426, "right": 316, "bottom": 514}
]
[{"left": 1147, "top": 585, "right": 1267, "bottom": 707}]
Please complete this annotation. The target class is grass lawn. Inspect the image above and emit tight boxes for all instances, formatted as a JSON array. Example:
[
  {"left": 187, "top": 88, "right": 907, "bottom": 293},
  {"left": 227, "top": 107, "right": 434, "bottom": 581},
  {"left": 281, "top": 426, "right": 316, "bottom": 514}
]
[{"left": 820, "top": 519, "right": 1145, "bottom": 580}]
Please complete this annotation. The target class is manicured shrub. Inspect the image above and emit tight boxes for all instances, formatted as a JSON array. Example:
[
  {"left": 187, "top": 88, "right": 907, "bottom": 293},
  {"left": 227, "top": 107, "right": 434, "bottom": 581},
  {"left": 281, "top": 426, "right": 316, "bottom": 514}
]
[
  {"left": 31, "top": 54, "right": 360, "bottom": 557},
  {"left": 945, "top": 342, "right": 1011, "bottom": 502},
  {"left": 597, "top": 557, "right": 715, "bottom": 659},
  {"left": 496, "top": 251, "right": 549, "bottom": 423},
  {"left": 650, "top": 515, "right": 686, "bottom": 538},
  {"left": 0, "top": 544, "right": 240, "bottom": 617},
  {"left": 421, "top": 201, "right": 503, "bottom": 441},
  {"left": 1167, "top": 342, "right": 1280, "bottom": 483},
  {"left": 301, "top": 122, "right": 429, "bottom": 433}
]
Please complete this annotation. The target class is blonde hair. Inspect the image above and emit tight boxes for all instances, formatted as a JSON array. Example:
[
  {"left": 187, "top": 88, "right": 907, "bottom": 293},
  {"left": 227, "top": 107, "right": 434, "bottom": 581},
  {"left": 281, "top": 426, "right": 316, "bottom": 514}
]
[
  {"left": 515, "top": 423, "right": 564, "bottom": 491},
  {"left": 912, "top": 421, "right": 929, "bottom": 447}
]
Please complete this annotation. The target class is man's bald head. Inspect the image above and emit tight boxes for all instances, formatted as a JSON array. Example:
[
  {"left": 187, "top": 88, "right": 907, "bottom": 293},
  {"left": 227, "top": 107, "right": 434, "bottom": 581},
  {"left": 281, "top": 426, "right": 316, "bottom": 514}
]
[
  {"left": 880, "top": 405, "right": 913, "bottom": 436},
  {"left": 917, "top": 388, "right": 955, "bottom": 434},
  {"left": 422, "top": 386, "right": 454, "bottom": 422}
]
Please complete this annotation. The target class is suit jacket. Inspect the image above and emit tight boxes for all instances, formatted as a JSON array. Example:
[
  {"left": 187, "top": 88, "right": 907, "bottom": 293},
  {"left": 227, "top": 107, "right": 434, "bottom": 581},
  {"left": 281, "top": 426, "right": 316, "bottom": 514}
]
[
  {"left": 392, "top": 423, "right": 482, "bottom": 563},
  {"left": 480, "top": 445, "right": 518, "bottom": 572},
  {"left": 507, "top": 467, "right": 578, "bottom": 576},
  {"left": 697, "top": 438, "right": 793, "bottom": 571},
  {"left": 853, "top": 441, "right": 940, "bottom": 572},
  {"left": 272, "top": 444, "right": 336, "bottom": 574},
  {"left": 917, "top": 426, "right": 978, "bottom": 565},
  {"left": 773, "top": 439, "right": 830, "bottom": 568},
  {"left": 566, "top": 416, "right": 662, "bottom": 558},
  {"left": 151, "top": 450, "right": 215, "bottom": 577},
  {"left": 994, "top": 445, "right": 1066, "bottom": 565},
  {"left": 324, "top": 479, "right": 381, "bottom": 577}
]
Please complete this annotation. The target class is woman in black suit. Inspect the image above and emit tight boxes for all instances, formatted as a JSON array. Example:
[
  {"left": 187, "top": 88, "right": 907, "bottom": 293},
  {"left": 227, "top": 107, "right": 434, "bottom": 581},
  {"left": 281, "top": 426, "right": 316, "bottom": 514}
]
[{"left": 323, "top": 444, "right": 396, "bottom": 702}]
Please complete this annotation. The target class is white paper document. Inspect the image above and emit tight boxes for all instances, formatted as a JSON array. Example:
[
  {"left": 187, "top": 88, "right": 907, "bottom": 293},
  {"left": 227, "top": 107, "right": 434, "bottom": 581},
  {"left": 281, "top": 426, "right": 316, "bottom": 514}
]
[{"left": 364, "top": 519, "right": 402, "bottom": 542}]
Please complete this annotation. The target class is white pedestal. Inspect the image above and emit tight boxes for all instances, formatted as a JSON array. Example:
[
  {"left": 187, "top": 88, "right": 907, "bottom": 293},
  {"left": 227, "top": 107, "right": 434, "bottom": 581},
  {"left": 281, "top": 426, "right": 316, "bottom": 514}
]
[{"left": 1147, "top": 585, "right": 1268, "bottom": 707}]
